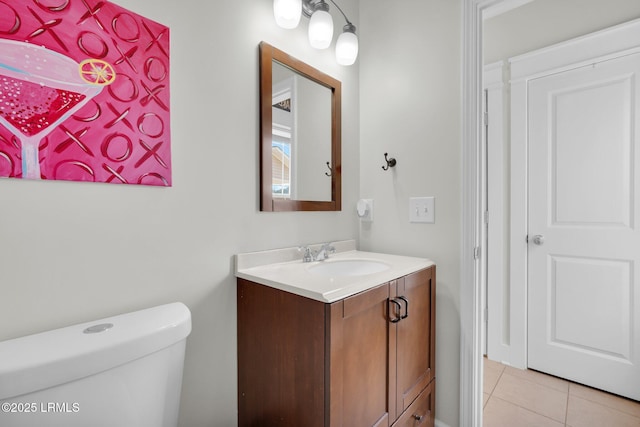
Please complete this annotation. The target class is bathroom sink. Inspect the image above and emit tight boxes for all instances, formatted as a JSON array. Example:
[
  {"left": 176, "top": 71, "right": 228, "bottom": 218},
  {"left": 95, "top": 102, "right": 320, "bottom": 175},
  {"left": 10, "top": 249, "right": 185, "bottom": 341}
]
[{"left": 307, "top": 259, "right": 390, "bottom": 277}]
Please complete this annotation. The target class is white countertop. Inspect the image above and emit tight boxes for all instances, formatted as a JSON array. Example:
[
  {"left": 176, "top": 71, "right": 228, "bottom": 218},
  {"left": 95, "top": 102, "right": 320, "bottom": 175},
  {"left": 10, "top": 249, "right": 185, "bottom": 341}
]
[{"left": 235, "top": 241, "right": 434, "bottom": 303}]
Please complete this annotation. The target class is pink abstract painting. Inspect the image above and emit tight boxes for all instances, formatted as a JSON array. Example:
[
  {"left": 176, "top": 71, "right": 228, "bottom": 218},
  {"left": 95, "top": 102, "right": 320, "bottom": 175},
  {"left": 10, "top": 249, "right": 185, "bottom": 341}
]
[{"left": 0, "top": 0, "right": 171, "bottom": 186}]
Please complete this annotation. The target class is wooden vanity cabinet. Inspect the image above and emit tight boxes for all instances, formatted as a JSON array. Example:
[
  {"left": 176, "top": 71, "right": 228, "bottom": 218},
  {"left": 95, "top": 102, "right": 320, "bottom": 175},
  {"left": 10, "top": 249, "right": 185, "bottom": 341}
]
[{"left": 237, "top": 266, "right": 436, "bottom": 427}]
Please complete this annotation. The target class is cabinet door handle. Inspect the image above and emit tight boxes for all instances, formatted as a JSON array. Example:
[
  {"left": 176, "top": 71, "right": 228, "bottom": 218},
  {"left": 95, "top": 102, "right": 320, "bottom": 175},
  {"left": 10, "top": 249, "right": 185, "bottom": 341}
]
[
  {"left": 413, "top": 414, "right": 424, "bottom": 422},
  {"left": 398, "top": 296, "right": 409, "bottom": 319},
  {"left": 389, "top": 298, "right": 402, "bottom": 323}
]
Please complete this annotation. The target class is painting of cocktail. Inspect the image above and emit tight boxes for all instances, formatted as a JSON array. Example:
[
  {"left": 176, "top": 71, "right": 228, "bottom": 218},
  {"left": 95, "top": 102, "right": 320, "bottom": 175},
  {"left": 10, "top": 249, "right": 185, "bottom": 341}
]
[
  {"left": 0, "top": 39, "right": 114, "bottom": 180},
  {"left": 0, "top": 0, "right": 171, "bottom": 186}
]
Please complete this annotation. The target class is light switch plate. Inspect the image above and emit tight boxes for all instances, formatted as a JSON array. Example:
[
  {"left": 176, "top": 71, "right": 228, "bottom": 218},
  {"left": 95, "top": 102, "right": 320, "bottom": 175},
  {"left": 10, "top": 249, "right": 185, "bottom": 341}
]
[{"left": 409, "top": 197, "right": 435, "bottom": 223}]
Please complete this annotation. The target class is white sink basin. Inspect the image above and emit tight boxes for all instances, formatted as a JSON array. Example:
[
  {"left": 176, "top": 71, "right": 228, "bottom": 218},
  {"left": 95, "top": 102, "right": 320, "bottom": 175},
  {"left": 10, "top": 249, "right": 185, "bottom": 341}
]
[{"left": 307, "top": 259, "right": 390, "bottom": 277}]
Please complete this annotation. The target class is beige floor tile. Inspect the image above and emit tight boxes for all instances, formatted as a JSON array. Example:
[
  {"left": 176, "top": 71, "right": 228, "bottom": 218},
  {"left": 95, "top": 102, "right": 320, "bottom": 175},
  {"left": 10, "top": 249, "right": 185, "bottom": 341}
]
[
  {"left": 504, "top": 366, "right": 569, "bottom": 393},
  {"left": 569, "top": 383, "right": 640, "bottom": 419},
  {"left": 566, "top": 395, "right": 640, "bottom": 427},
  {"left": 493, "top": 372, "right": 568, "bottom": 422},
  {"left": 484, "top": 396, "right": 565, "bottom": 427},
  {"left": 484, "top": 366, "right": 503, "bottom": 394},
  {"left": 485, "top": 357, "right": 507, "bottom": 373}
]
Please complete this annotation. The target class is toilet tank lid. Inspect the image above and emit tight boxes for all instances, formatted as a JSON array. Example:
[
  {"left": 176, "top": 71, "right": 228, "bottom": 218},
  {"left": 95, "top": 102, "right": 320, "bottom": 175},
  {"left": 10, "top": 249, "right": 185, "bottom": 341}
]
[{"left": 0, "top": 302, "right": 192, "bottom": 400}]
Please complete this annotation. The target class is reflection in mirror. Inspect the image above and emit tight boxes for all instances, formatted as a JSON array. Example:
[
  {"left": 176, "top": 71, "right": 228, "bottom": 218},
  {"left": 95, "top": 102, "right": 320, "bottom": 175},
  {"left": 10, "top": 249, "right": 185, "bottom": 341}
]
[
  {"left": 271, "top": 61, "right": 332, "bottom": 202},
  {"left": 260, "top": 42, "right": 341, "bottom": 211}
]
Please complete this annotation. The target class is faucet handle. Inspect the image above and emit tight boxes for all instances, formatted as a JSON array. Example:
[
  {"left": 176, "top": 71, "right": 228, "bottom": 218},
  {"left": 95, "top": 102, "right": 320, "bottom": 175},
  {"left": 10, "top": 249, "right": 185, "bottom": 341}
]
[
  {"left": 298, "top": 246, "right": 313, "bottom": 263},
  {"left": 322, "top": 242, "right": 336, "bottom": 253},
  {"left": 314, "top": 242, "right": 336, "bottom": 261}
]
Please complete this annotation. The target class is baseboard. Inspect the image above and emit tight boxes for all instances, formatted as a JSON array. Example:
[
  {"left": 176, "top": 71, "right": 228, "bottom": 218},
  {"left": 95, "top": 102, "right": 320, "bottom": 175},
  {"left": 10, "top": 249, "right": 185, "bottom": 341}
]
[{"left": 435, "top": 419, "right": 451, "bottom": 427}]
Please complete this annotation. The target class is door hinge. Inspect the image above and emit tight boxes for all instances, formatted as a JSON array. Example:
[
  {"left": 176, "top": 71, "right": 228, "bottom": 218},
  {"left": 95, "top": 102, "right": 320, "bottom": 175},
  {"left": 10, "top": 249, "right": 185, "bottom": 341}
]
[{"left": 474, "top": 246, "right": 481, "bottom": 260}]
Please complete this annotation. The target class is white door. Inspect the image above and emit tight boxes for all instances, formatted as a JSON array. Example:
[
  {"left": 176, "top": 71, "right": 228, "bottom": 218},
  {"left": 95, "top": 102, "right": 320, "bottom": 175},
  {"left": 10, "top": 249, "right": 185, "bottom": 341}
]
[{"left": 527, "top": 53, "right": 640, "bottom": 401}]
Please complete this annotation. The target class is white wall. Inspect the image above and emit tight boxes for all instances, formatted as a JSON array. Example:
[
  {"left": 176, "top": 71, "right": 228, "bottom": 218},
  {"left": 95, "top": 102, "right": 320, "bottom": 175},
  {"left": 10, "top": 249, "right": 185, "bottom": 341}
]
[
  {"left": 359, "top": 1, "right": 462, "bottom": 426},
  {"left": 484, "top": 0, "right": 640, "bottom": 64},
  {"left": 0, "top": 0, "right": 359, "bottom": 426}
]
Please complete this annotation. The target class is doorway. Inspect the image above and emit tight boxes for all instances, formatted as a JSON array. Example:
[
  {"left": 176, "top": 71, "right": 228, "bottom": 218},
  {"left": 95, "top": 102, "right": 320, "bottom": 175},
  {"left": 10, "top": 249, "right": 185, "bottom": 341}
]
[
  {"left": 480, "top": 0, "right": 640, "bottom": 415},
  {"left": 461, "top": 1, "right": 640, "bottom": 426}
]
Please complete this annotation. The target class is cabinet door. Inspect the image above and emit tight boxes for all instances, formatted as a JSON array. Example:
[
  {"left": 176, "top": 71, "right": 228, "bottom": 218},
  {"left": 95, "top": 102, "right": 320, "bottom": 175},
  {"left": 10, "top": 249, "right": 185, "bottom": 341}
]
[
  {"left": 395, "top": 267, "right": 436, "bottom": 413},
  {"left": 238, "top": 279, "right": 326, "bottom": 427},
  {"left": 327, "top": 282, "right": 396, "bottom": 427}
]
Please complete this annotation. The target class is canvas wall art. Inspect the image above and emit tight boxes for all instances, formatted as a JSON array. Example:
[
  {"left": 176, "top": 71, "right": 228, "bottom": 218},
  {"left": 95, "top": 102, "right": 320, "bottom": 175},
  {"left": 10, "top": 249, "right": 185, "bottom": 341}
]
[{"left": 0, "top": 0, "right": 171, "bottom": 186}]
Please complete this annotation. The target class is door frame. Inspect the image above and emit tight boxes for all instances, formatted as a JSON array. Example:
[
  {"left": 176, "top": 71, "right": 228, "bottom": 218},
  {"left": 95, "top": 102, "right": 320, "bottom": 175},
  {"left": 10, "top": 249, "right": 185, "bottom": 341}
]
[
  {"left": 483, "top": 61, "right": 507, "bottom": 364},
  {"left": 461, "top": 2, "right": 504, "bottom": 426},
  {"left": 462, "top": 3, "right": 533, "bottom": 425}
]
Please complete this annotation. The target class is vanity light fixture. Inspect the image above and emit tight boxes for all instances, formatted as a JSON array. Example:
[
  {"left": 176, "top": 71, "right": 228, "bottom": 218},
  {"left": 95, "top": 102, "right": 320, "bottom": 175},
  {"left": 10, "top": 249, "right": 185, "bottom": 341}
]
[{"left": 273, "top": 0, "right": 359, "bottom": 66}]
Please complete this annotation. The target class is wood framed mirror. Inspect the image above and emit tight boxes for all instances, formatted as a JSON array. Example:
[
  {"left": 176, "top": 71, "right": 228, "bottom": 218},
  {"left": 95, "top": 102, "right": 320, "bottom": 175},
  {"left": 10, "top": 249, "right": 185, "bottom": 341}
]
[{"left": 259, "top": 42, "right": 342, "bottom": 211}]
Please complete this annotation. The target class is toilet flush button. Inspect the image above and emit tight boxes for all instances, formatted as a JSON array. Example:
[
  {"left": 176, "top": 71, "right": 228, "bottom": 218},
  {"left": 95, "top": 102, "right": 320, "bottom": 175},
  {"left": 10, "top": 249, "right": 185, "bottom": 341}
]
[{"left": 83, "top": 323, "right": 114, "bottom": 334}]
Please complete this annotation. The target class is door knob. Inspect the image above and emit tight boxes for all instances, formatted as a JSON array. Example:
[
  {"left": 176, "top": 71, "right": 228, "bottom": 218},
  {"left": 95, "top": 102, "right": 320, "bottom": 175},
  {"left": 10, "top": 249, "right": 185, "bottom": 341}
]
[{"left": 531, "top": 234, "right": 545, "bottom": 245}]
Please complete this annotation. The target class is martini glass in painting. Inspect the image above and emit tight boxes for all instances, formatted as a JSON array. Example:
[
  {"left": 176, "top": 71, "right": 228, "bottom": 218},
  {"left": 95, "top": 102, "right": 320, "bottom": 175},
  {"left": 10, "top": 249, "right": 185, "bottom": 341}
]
[{"left": 0, "top": 39, "right": 115, "bottom": 180}]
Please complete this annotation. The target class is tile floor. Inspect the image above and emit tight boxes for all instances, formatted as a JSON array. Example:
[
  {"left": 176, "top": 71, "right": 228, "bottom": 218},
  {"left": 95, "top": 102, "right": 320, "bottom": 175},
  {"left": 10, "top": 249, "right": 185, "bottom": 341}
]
[{"left": 483, "top": 357, "right": 640, "bottom": 427}]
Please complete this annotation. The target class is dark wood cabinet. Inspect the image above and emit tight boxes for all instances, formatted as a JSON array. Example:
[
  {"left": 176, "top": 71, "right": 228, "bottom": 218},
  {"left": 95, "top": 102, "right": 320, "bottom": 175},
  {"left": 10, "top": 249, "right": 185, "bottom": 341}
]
[
  {"left": 237, "top": 266, "right": 436, "bottom": 427},
  {"left": 396, "top": 269, "right": 436, "bottom": 416}
]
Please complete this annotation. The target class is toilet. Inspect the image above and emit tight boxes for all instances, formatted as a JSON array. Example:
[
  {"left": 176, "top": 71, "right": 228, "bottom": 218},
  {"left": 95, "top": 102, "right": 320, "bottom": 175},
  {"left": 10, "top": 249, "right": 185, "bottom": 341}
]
[{"left": 0, "top": 302, "right": 191, "bottom": 427}]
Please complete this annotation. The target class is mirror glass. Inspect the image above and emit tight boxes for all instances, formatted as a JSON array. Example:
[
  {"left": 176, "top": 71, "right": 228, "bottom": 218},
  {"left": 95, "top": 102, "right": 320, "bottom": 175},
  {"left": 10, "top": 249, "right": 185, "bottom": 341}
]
[{"left": 260, "top": 42, "right": 341, "bottom": 211}]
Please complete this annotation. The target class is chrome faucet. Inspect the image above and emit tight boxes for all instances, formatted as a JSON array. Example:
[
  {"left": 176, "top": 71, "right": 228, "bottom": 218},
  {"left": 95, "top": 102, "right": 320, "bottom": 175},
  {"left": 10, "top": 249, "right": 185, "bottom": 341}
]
[{"left": 299, "top": 243, "right": 336, "bottom": 262}]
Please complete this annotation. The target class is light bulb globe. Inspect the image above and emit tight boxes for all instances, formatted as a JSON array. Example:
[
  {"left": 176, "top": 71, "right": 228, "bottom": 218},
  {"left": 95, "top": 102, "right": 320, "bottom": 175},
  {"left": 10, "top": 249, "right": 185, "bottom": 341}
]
[
  {"left": 336, "top": 30, "right": 358, "bottom": 65},
  {"left": 308, "top": 9, "right": 334, "bottom": 49},
  {"left": 274, "top": 0, "right": 302, "bottom": 29}
]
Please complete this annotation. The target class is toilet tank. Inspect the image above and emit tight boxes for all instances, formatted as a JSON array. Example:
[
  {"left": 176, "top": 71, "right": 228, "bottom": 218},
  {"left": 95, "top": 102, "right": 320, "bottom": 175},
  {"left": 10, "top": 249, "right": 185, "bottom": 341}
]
[{"left": 0, "top": 302, "right": 191, "bottom": 427}]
